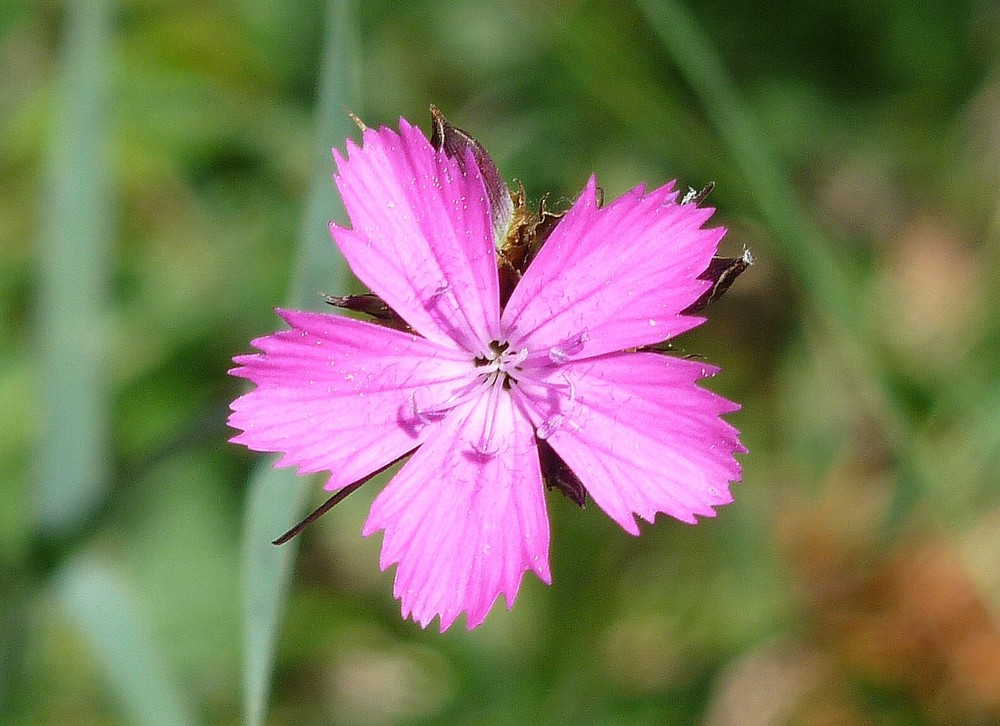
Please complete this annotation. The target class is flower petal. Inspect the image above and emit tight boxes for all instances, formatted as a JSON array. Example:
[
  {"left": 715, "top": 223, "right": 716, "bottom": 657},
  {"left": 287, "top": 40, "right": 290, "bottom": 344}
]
[
  {"left": 229, "top": 309, "right": 474, "bottom": 490},
  {"left": 430, "top": 106, "right": 513, "bottom": 248},
  {"left": 503, "top": 177, "right": 724, "bottom": 359},
  {"left": 362, "top": 390, "right": 550, "bottom": 631},
  {"left": 331, "top": 119, "right": 501, "bottom": 354},
  {"left": 512, "top": 352, "right": 743, "bottom": 534}
]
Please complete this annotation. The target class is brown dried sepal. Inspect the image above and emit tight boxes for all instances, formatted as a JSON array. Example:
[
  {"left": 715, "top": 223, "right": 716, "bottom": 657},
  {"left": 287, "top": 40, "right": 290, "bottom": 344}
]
[
  {"left": 681, "top": 181, "right": 715, "bottom": 206},
  {"left": 430, "top": 106, "right": 514, "bottom": 247},
  {"left": 495, "top": 184, "right": 570, "bottom": 306},
  {"left": 322, "top": 293, "right": 412, "bottom": 332},
  {"left": 683, "top": 248, "right": 754, "bottom": 314},
  {"left": 537, "top": 438, "right": 587, "bottom": 507}
]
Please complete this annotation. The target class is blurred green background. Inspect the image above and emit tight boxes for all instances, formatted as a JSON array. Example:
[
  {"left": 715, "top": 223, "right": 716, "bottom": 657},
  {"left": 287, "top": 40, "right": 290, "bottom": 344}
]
[{"left": 4, "top": 0, "right": 1000, "bottom": 723}]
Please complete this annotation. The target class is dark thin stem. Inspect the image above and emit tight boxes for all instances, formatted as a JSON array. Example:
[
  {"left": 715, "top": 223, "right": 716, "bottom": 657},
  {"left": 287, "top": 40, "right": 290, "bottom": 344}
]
[
  {"left": 271, "top": 448, "right": 416, "bottom": 545},
  {"left": 271, "top": 481, "right": 364, "bottom": 545}
]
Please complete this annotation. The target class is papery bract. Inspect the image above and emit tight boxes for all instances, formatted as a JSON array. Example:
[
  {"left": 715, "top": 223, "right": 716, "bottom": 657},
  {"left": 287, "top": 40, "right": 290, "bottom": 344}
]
[{"left": 229, "top": 111, "right": 746, "bottom": 631}]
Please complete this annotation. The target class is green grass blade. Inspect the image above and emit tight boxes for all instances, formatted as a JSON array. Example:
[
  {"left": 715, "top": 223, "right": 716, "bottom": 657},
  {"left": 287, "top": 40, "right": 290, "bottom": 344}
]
[
  {"left": 36, "top": 0, "right": 113, "bottom": 536},
  {"left": 634, "top": 0, "right": 956, "bottom": 526},
  {"left": 636, "top": 0, "right": 861, "bottom": 332},
  {"left": 241, "top": 465, "right": 313, "bottom": 726},
  {"left": 288, "top": 1, "right": 363, "bottom": 312},
  {"left": 241, "top": 2, "right": 361, "bottom": 724},
  {"left": 55, "top": 557, "right": 197, "bottom": 726}
]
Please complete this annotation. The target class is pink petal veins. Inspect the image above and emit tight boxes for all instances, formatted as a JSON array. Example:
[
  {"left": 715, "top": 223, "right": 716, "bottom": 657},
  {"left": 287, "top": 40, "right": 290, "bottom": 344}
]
[
  {"left": 503, "top": 177, "right": 725, "bottom": 359},
  {"left": 331, "top": 119, "right": 502, "bottom": 354},
  {"left": 511, "top": 352, "right": 743, "bottom": 534},
  {"left": 363, "top": 390, "right": 550, "bottom": 631},
  {"left": 229, "top": 309, "right": 474, "bottom": 491},
  {"left": 228, "top": 112, "right": 748, "bottom": 632}
]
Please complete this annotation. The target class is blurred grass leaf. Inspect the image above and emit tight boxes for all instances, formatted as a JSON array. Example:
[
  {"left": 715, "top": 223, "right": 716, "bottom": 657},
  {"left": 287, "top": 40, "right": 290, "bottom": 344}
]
[
  {"left": 55, "top": 557, "right": 196, "bottom": 726},
  {"left": 241, "top": 465, "right": 313, "bottom": 726},
  {"left": 240, "top": 1, "right": 360, "bottom": 724},
  {"left": 635, "top": 0, "right": 953, "bottom": 528},
  {"left": 636, "top": 0, "right": 859, "bottom": 331},
  {"left": 36, "top": 0, "right": 112, "bottom": 536}
]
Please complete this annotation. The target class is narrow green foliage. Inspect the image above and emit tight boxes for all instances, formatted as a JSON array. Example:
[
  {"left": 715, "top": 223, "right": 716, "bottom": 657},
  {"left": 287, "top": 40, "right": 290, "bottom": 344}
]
[
  {"left": 36, "top": 0, "right": 112, "bottom": 536},
  {"left": 240, "top": 2, "right": 361, "bottom": 724},
  {"left": 55, "top": 558, "right": 196, "bottom": 726},
  {"left": 635, "top": 0, "right": 949, "bottom": 528}
]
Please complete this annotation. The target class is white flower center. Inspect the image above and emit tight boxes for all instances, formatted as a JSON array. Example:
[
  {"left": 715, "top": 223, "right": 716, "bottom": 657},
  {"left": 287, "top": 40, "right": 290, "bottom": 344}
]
[
  {"left": 402, "top": 334, "right": 586, "bottom": 451},
  {"left": 475, "top": 339, "right": 527, "bottom": 387}
]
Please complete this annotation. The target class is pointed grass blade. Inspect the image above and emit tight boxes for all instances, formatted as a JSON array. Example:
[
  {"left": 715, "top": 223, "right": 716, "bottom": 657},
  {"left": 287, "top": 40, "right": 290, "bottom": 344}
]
[
  {"left": 55, "top": 558, "right": 196, "bottom": 726},
  {"left": 240, "top": 2, "right": 361, "bottom": 724},
  {"left": 241, "top": 465, "right": 313, "bottom": 726},
  {"left": 634, "top": 0, "right": 953, "bottom": 530},
  {"left": 36, "top": 0, "right": 113, "bottom": 536}
]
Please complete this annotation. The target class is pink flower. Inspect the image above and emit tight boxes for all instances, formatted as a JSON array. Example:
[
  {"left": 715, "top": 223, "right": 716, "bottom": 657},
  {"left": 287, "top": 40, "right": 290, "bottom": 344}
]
[{"left": 229, "top": 110, "right": 746, "bottom": 631}]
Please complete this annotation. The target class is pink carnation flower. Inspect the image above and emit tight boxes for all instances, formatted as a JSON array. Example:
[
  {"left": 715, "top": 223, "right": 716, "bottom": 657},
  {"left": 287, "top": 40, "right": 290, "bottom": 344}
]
[{"left": 229, "top": 109, "right": 746, "bottom": 631}]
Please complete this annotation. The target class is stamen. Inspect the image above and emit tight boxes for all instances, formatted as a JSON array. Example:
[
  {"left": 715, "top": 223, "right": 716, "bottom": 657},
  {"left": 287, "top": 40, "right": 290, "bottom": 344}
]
[
  {"left": 548, "top": 330, "right": 589, "bottom": 364},
  {"left": 563, "top": 373, "right": 576, "bottom": 405},
  {"left": 499, "top": 346, "right": 528, "bottom": 373},
  {"left": 511, "top": 369, "right": 579, "bottom": 442},
  {"left": 423, "top": 281, "right": 486, "bottom": 354},
  {"left": 470, "top": 376, "right": 504, "bottom": 456},
  {"left": 409, "top": 393, "right": 451, "bottom": 425},
  {"left": 536, "top": 414, "right": 565, "bottom": 441},
  {"left": 430, "top": 282, "right": 450, "bottom": 299},
  {"left": 404, "top": 377, "right": 482, "bottom": 430},
  {"left": 470, "top": 441, "right": 497, "bottom": 457},
  {"left": 513, "top": 348, "right": 528, "bottom": 365}
]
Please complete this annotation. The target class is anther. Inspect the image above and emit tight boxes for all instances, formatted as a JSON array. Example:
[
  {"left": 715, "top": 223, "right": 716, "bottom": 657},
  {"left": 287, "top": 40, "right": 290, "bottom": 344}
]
[
  {"left": 536, "top": 414, "right": 565, "bottom": 440},
  {"left": 548, "top": 330, "right": 589, "bottom": 364}
]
